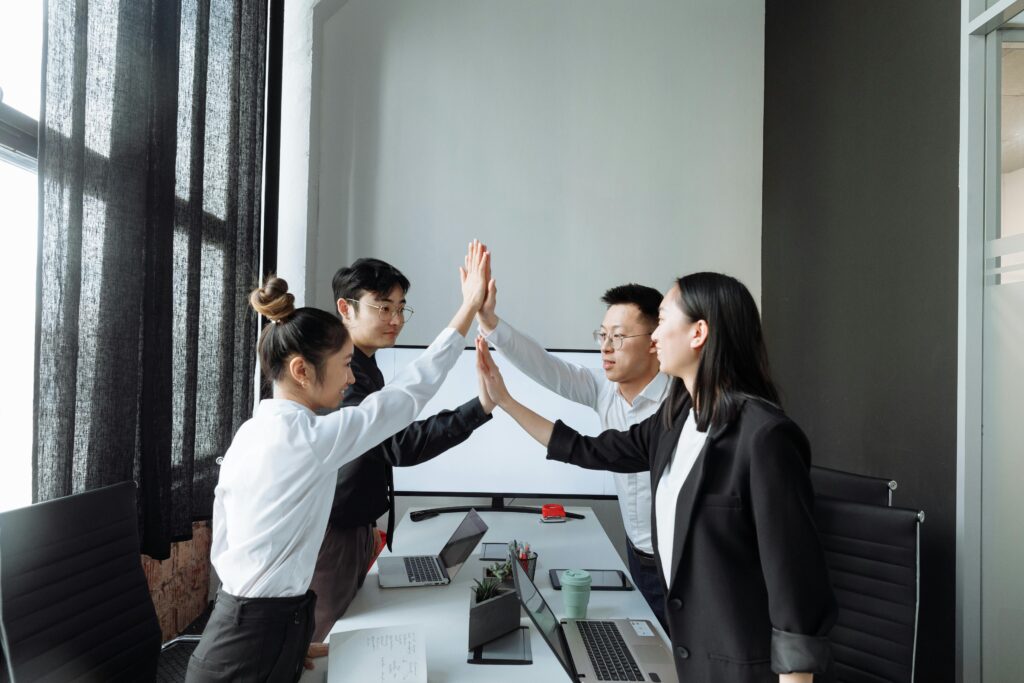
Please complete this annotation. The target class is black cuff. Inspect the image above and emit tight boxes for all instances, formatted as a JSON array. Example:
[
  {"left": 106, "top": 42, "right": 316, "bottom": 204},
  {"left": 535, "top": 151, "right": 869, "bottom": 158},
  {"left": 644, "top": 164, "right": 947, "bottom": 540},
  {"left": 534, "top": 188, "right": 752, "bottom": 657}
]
[
  {"left": 770, "top": 628, "right": 831, "bottom": 675},
  {"left": 461, "top": 398, "right": 494, "bottom": 426},
  {"left": 545, "top": 420, "right": 574, "bottom": 463}
]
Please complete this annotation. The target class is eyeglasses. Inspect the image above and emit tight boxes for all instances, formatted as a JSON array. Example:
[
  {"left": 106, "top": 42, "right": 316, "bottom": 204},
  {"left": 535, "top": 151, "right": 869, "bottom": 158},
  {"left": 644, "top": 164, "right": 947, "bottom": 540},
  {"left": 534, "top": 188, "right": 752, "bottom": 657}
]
[
  {"left": 592, "top": 331, "right": 652, "bottom": 350},
  {"left": 346, "top": 298, "right": 415, "bottom": 323}
]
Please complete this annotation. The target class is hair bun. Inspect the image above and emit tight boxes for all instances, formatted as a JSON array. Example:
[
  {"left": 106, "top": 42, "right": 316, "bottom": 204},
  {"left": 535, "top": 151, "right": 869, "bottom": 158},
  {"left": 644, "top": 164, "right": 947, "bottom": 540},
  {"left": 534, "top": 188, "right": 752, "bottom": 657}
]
[{"left": 250, "top": 275, "right": 295, "bottom": 323}]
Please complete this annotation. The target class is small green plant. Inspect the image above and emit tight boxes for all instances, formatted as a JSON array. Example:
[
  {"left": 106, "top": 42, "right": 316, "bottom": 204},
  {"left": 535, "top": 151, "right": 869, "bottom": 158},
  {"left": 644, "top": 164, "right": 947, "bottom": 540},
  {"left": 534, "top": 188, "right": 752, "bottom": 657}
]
[
  {"left": 487, "top": 560, "right": 511, "bottom": 582},
  {"left": 485, "top": 539, "right": 533, "bottom": 583},
  {"left": 472, "top": 577, "right": 504, "bottom": 603}
]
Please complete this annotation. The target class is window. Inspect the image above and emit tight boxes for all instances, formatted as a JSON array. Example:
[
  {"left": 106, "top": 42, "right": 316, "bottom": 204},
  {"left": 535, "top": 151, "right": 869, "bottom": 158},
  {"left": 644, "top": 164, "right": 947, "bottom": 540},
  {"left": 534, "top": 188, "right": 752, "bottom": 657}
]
[{"left": 0, "top": 0, "right": 43, "bottom": 512}]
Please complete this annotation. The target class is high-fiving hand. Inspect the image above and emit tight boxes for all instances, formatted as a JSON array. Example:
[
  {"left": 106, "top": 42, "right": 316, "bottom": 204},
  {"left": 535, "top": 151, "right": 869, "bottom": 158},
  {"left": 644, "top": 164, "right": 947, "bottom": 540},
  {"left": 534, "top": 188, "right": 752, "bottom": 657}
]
[
  {"left": 475, "top": 336, "right": 555, "bottom": 446},
  {"left": 460, "top": 240, "right": 491, "bottom": 312},
  {"left": 475, "top": 336, "right": 511, "bottom": 408},
  {"left": 449, "top": 240, "right": 491, "bottom": 337},
  {"left": 477, "top": 277, "right": 499, "bottom": 333}
]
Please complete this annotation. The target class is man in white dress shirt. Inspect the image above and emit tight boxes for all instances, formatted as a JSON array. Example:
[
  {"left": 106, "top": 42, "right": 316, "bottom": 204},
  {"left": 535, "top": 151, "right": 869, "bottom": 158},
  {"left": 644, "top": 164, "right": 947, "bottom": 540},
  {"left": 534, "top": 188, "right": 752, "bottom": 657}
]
[{"left": 477, "top": 281, "right": 669, "bottom": 626}]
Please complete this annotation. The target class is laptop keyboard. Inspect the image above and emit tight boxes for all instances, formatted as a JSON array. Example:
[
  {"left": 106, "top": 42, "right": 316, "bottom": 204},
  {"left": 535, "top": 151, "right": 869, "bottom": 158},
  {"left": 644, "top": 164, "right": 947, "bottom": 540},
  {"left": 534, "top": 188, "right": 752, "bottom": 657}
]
[
  {"left": 576, "top": 621, "right": 644, "bottom": 682},
  {"left": 404, "top": 555, "right": 444, "bottom": 583}
]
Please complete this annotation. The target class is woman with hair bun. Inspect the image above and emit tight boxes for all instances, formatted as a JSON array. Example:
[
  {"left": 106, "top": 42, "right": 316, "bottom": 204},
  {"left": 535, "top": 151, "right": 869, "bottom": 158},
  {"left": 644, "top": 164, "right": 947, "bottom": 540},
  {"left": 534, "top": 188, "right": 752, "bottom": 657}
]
[
  {"left": 476, "top": 272, "right": 836, "bottom": 683},
  {"left": 186, "top": 241, "right": 492, "bottom": 683}
]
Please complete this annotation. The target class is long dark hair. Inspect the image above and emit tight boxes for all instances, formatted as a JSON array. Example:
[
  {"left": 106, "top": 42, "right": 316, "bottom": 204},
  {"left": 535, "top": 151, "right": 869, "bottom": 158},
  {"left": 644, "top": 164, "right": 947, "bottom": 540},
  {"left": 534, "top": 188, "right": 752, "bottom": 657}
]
[
  {"left": 663, "top": 272, "right": 779, "bottom": 432},
  {"left": 250, "top": 276, "right": 350, "bottom": 383}
]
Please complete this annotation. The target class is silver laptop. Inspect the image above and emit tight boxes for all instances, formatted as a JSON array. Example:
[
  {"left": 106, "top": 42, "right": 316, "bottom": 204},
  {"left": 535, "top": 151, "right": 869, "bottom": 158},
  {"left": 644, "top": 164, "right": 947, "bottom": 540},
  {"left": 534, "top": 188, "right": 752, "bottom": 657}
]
[
  {"left": 377, "top": 509, "right": 488, "bottom": 588},
  {"left": 511, "top": 552, "right": 678, "bottom": 683}
]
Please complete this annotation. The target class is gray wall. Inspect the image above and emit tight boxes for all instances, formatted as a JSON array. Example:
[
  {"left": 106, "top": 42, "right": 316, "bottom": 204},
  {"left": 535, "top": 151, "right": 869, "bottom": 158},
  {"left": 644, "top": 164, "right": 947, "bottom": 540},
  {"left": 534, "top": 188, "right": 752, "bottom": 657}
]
[{"left": 761, "top": 2, "right": 959, "bottom": 682}]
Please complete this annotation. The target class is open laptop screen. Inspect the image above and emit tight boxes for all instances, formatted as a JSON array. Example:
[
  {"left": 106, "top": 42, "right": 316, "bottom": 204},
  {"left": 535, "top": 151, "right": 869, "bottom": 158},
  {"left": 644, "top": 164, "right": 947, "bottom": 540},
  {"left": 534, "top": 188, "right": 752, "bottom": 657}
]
[
  {"left": 511, "top": 551, "right": 576, "bottom": 678},
  {"left": 438, "top": 508, "right": 488, "bottom": 574}
]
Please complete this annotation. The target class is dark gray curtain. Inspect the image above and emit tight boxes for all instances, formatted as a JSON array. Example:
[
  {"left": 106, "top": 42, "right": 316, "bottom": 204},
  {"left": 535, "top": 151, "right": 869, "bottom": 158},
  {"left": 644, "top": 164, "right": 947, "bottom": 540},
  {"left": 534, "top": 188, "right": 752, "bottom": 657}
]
[{"left": 34, "top": 0, "right": 267, "bottom": 558}]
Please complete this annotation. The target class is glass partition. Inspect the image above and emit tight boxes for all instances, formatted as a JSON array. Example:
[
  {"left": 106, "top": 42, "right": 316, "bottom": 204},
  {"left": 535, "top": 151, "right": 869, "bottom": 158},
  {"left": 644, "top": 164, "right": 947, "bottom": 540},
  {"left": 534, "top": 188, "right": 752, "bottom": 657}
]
[{"left": 980, "top": 31, "right": 1024, "bottom": 681}]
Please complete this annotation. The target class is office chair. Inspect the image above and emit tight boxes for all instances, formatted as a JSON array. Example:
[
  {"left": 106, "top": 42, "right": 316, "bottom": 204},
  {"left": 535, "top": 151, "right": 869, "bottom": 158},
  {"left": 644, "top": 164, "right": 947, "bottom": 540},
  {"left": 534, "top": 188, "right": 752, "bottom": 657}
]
[
  {"left": 155, "top": 635, "right": 201, "bottom": 682},
  {"left": 811, "top": 465, "right": 897, "bottom": 506},
  {"left": 0, "top": 482, "right": 161, "bottom": 682},
  {"left": 814, "top": 497, "right": 924, "bottom": 683},
  {"left": 155, "top": 601, "right": 215, "bottom": 683}
]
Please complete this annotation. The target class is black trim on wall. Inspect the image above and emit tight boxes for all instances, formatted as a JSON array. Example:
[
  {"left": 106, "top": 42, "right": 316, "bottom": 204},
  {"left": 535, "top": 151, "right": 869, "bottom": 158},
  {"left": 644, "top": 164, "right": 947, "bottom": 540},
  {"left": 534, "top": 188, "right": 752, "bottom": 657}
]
[
  {"left": 261, "top": 0, "right": 283, "bottom": 280},
  {"left": 259, "top": 0, "right": 284, "bottom": 401}
]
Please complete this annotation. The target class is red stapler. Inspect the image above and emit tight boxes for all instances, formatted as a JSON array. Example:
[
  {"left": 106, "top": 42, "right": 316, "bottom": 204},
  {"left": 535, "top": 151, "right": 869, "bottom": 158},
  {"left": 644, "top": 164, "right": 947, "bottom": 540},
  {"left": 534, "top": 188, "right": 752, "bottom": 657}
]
[{"left": 541, "top": 503, "right": 567, "bottom": 523}]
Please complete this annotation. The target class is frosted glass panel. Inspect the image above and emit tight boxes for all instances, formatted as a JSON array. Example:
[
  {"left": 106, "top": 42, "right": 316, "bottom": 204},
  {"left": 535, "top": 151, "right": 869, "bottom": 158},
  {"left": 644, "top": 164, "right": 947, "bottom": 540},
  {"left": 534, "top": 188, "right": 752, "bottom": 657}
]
[
  {"left": 981, "top": 41, "right": 1024, "bottom": 682},
  {"left": 981, "top": 280, "right": 1024, "bottom": 680}
]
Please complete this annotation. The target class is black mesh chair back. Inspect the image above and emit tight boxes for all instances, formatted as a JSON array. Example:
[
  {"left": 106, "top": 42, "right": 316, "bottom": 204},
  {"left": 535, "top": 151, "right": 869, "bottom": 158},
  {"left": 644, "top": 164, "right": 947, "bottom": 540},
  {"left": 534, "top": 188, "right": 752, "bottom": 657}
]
[
  {"left": 0, "top": 482, "right": 160, "bottom": 682},
  {"left": 811, "top": 465, "right": 897, "bottom": 506},
  {"left": 814, "top": 497, "right": 924, "bottom": 683}
]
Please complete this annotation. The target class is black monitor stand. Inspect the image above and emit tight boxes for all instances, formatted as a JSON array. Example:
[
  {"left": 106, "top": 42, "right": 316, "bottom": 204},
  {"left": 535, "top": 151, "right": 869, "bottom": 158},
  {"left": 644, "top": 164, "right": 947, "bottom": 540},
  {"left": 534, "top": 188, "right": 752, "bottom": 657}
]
[{"left": 409, "top": 496, "right": 584, "bottom": 522}]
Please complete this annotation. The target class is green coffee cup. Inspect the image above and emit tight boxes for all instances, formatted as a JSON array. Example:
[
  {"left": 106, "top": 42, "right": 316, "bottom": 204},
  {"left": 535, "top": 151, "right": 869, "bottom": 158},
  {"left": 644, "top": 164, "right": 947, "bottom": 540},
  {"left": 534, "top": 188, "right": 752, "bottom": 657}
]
[{"left": 561, "top": 569, "right": 592, "bottom": 619}]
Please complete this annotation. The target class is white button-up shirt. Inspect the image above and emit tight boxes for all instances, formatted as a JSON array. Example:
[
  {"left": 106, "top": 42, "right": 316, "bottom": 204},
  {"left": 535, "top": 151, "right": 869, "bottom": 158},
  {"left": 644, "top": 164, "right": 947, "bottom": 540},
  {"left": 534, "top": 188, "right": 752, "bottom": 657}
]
[
  {"left": 655, "top": 409, "right": 707, "bottom": 584},
  {"left": 483, "top": 319, "right": 668, "bottom": 554},
  {"left": 211, "top": 327, "right": 465, "bottom": 598}
]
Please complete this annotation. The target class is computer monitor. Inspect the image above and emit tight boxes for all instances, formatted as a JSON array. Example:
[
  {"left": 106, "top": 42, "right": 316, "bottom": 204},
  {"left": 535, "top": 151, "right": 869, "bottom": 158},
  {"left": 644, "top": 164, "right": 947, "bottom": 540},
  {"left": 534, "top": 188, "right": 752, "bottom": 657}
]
[{"left": 378, "top": 345, "right": 614, "bottom": 498}]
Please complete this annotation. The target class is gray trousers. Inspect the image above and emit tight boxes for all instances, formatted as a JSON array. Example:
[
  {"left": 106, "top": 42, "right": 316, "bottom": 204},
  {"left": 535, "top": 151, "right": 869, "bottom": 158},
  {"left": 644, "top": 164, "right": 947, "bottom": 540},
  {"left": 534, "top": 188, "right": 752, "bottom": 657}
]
[
  {"left": 185, "top": 589, "right": 316, "bottom": 683},
  {"left": 309, "top": 523, "right": 376, "bottom": 642}
]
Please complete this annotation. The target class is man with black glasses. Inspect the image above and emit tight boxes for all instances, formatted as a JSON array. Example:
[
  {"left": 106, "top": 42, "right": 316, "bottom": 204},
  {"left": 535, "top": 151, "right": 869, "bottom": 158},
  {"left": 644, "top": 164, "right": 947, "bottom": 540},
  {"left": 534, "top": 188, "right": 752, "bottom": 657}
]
[
  {"left": 308, "top": 257, "right": 495, "bottom": 645},
  {"left": 477, "top": 280, "right": 670, "bottom": 627}
]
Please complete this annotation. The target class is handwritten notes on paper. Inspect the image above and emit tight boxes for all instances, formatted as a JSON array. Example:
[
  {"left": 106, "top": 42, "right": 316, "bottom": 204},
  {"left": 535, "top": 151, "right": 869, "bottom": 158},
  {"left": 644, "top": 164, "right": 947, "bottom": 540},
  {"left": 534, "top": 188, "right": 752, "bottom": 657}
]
[{"left": 328, "top": 625, "right": 427, "bottom": 683}]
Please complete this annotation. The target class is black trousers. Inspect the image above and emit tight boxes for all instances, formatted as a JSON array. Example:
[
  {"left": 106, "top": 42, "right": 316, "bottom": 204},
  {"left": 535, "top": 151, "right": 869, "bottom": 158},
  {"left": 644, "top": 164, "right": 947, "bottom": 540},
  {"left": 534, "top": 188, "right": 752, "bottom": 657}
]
[
  {"left": 185, "top": 589, "right": 316, "bottom": 683},
  {"left": 308, "top": 523, "right": 376, "bottom": 642},
  {"left": 626, "top": 540, "right": 668, "bottom": 631}
]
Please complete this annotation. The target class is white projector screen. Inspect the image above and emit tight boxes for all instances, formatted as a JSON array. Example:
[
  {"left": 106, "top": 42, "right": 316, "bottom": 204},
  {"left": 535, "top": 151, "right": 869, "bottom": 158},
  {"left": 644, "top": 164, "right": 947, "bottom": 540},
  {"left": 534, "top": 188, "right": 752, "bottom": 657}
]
[{"left": 377, "top": 346, "right": 616, "bottom": 497}]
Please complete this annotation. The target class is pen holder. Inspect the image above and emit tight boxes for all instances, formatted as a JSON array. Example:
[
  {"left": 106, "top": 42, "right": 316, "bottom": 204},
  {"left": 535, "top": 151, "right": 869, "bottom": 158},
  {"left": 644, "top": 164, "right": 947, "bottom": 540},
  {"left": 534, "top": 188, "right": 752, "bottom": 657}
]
[{"left": 515, "top": 552, "right": 538, "bottom": 581}]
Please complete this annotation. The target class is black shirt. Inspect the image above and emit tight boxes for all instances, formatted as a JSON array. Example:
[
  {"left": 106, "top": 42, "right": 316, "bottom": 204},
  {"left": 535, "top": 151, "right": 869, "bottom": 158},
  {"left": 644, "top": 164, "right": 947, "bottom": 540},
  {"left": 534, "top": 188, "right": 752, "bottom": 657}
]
[{"left": 328, "top": 346, "right": 492, "bottom": 546}]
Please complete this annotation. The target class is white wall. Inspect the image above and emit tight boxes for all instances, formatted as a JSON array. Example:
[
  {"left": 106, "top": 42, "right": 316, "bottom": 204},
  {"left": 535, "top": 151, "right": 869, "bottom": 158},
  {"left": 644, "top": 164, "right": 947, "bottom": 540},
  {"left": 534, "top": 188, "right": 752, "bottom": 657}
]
[
  {"left": 280, "top": 0, "right": 765, "bottom": 562},
  {"left": 286, "top": 0, "right": 765, "bottom": 347}
]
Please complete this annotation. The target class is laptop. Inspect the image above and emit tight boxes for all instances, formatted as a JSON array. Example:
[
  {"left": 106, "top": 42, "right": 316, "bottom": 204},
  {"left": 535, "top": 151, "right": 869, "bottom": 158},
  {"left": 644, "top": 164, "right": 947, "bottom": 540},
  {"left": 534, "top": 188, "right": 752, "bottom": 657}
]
[
  {"left": 377, "top": 509, "right": 488, "bottom": 588},
  {"left": 511, "top": 553, "right": 678, "bottom": 683}
]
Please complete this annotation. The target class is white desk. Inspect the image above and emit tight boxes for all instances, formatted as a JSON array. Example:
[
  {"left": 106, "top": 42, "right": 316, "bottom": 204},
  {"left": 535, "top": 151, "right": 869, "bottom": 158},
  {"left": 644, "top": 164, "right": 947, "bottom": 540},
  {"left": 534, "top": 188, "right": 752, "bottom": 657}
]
[{"left": 304, "top": 506, "right": 670, "bottom": 683}]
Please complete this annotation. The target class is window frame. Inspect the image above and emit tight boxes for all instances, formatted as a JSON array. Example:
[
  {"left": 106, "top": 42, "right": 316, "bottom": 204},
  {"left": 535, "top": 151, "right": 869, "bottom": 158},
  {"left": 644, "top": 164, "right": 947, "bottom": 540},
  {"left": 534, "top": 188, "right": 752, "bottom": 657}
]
[{"left": 0, "top": 100, "right": 38, "bottom": 170}]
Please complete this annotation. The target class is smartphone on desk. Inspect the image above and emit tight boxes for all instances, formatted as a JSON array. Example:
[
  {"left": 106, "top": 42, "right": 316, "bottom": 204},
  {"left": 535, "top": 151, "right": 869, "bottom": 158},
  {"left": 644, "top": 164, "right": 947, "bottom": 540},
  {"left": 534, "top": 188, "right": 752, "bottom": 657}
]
[{"left": 549, "top": 568, "right": 634, "bottom": 591}]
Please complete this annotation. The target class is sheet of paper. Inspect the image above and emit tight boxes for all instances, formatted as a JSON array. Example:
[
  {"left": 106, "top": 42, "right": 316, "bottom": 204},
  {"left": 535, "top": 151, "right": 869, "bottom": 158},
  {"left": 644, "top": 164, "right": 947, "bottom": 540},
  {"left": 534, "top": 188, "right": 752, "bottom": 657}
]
[{"left": 328, "top": 625, "right": 427, "bottom": 683}]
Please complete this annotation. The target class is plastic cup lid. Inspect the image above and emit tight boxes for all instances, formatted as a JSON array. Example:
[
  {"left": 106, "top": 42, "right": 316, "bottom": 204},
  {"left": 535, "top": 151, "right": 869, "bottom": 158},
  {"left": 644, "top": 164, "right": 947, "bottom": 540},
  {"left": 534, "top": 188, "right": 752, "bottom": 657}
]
[{"left": 561, "top": 569, "right": 592, "bottom": 586}]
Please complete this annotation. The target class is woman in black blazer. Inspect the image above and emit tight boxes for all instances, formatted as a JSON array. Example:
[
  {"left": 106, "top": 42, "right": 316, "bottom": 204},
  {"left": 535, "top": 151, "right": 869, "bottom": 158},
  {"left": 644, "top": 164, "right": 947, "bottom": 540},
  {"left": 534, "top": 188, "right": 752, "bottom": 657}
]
[{"left": 475, "top": 272, "right": 836, "bottom": 683}]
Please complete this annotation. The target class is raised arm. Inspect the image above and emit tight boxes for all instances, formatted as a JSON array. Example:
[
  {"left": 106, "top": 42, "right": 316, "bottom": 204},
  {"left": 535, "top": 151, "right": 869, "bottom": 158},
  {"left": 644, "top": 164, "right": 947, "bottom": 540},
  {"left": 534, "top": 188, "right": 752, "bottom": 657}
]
[
  {"left": 344, "top": 372, "right": 490, "bottom": 468},
  {"left": 477, "top": 280, "right": 602, "bottom": 408},
  {"left": 476, "top": 336, "right": 554, "bottom": 445},
  {"left": 314, "top": 240, "right": 491, "bottom": 470},
  {"left": 477, "top": 337, "right": 657, "bottom": 473}
]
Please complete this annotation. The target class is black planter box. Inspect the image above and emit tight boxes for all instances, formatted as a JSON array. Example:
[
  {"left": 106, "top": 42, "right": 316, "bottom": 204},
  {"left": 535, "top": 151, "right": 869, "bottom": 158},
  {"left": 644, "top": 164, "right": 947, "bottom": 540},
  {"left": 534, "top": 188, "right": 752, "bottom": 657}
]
[{"left": 468, "top": 588, "right": 520, "bottom": 650}]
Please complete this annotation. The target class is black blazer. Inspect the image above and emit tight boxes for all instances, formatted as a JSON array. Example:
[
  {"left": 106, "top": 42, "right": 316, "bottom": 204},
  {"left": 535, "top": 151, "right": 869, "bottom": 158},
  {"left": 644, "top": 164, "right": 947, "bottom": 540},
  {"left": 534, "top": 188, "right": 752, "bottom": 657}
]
[
  {"left": 548, "top": 395, "right": 836, "bottom": 683},
  {"left": 328, "top": 346, "right": 491, "bottom": 541}
]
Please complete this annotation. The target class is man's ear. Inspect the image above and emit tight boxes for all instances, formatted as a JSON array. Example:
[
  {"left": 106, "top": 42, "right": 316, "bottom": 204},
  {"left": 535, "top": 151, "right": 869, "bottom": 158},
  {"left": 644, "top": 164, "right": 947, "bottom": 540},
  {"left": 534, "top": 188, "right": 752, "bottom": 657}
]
[
  {"left": 337, "top": 298, "right": 352, "bottom": 321},
  {"left": 288, "top": 355, "right": 311, "bottom": 388},
  {"left": 691, "top": 320, "right": 709, "bottom": 351}
]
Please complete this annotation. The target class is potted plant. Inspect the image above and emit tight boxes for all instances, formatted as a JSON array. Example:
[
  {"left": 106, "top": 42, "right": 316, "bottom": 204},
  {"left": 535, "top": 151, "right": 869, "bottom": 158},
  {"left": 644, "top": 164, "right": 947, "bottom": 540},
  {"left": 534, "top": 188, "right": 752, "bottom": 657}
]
[
  {"left": 483, "top": 560, "right": 513, "bottom": 587},
  {"left": 483, "top": 540, "right": 537, "bottom": 585},
  {"left": 468, "top": 578, "right": 520, "bottom": 650}
]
